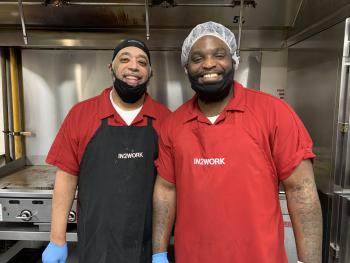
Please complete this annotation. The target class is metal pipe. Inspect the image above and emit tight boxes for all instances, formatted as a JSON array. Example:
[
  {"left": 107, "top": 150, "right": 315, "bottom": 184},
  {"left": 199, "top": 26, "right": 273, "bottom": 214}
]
[
  {"left": 16, "top": 49, "right": 26, "bottom": 157},
  {"left": 6, "top": 52, "right": 15, "bottom": 161},
  {"left": 175, "top": 4, "right": 236, "bottom": 7},
  {"left": 291, "top": 0, "right": 304, "bottom": 27},
  {"left": 18, "top": 0, "right": 28, "bottom": 45},
  {"left": 145, "top": 0, "right": 150, "bottom": 40},
  {"left": 0, "top": 1, "right": 249, "bottom": 7},
  {"left": 70, "top": 3, "right": 237, "bottom": 7},
  {"left": 9, "top": 48, "right": 22, "bottom": 160},
  {"left": 68, "top": 2, "right": 145, "bottom": 6},
  {"left": 0, "top": 1, "right": 41, "bottom": 4},
  {"left": 0, "top": 48, "right": 11, "bottom": 163},
  {"left": 236, "top": 0, "right": 245, "bottom": 57}
]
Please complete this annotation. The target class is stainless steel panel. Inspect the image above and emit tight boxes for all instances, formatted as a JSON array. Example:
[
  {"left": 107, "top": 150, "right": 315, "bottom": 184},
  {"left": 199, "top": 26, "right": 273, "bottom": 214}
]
[
  {"left": 0, "top": 197, "right": 77, "bottom": 223},
  {"left": 0, "top": 157, "right": 25, "bottom": 179},
  {"left": 0, "top": 166, "right": 77, "bottom": 223},
  {"left": 279, "top": 194, "right": 297, "bottom": 263},
  {"left": 286, "top": 21, "right": 346, "bottom": 194},
  {"left": 331, "top": 194, "right": 350, "bottom": 263},
  {"left": 342, "top": 19, "right": 350, "bottom": 190},
  {"left": 0, "top": 223, "right": 77, "bottom": 241},
  {"left": 0, "top": 0, "right": 291, "bottom": 48},
  {"left": 288, "top": 0, "right": 350, "bottom": 41},
  {"left": 0, "top": 0, "right": 291, "bottom": 29},
  {"left": 21, "top": 49, "right": 261, "bottom": 164},
  {"left": 338, "top": 195, "right": 350, "bottom": 263},
  {"left": 0, "top": 29, "right": 287, "bottom": 50},
  {"left": 0, "top": 165, "right": 56, "bottom": 190},
  {"left": 330, "top": 191, "right": 350, "bottom": 262}
]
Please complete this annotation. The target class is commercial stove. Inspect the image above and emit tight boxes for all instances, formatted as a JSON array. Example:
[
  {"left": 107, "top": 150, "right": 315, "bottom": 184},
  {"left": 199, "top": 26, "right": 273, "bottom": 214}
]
[{"left": 0, "top": 165, "right": 77, "bottom": 242}]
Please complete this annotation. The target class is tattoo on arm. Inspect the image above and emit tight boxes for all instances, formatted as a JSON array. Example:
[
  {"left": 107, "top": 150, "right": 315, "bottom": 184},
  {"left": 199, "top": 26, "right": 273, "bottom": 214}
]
[
  {"left": 152, "top": 177, "right": 176, "bottom": 253},
  {"left": 284, "top": 161, "right": 322, "bottom": 263}
]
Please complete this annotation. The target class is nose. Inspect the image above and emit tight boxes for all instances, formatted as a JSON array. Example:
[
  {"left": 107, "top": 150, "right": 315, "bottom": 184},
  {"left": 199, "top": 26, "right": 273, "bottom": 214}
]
[
  {"left": 202, "top": 56, "right": 216, "bottom": 70},
  {"left": 128, "top": 57, "right": 139, "bottom": 71}
]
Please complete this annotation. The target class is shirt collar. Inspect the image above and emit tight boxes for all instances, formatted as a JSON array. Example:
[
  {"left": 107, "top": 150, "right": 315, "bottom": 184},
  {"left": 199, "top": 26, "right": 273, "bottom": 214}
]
[
  {"left": 183, "top": 81, "right": 246, "bottom": 123},
  {"left": 98, "top": 87, "right": 158, "bottom": 121}
]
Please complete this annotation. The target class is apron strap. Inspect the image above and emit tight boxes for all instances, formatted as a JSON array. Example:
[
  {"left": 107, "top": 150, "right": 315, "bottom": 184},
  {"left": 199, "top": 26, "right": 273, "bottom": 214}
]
[
  {"left": 146, "top": 117, "right": 153, "bottom": 127},
  {"left": 101, "top": 118, "right": 109, "bottom": 127},
  {"left": 101, "top": 117, "right": 153, "bottom": 127}
]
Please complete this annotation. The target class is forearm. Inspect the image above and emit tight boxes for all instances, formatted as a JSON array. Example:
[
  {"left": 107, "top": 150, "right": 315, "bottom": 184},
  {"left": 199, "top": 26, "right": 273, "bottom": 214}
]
[
  {"left": 284, "top": 161, "right": 322, "bottom": 263},
  {"left": 50, "top": 169, "right": 78, "bottom": 245},
  {"left": 152, "top": 175, "right": 176, "bottom": 253}
]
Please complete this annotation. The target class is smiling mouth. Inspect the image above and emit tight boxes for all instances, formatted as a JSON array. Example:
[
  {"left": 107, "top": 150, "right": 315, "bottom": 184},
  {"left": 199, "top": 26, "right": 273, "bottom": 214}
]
[
  {"left": 200, "top": 72, "right": 222, "bottom": 82},
  {"left": 124, "top": 75, "right": 141, "bottom": 84}
]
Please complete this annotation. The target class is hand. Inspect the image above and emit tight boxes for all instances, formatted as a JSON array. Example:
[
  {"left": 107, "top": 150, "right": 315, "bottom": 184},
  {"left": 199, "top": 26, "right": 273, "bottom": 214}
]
[
  {"left": 152, "top": 252, "right": 169, "bottom": 263},
  {"left": 42, "top": 241, "right": 68, "bottom": 263}
]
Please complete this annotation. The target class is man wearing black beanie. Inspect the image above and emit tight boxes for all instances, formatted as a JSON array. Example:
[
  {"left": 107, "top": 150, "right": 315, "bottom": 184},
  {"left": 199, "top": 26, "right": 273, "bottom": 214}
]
[{"left": 42, "top": 39, "right": 170, "bottom": 263}]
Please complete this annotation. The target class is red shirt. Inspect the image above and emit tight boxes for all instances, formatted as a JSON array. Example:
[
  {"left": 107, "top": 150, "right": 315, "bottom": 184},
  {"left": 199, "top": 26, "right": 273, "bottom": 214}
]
[
  {"left": 155, "top": 81, "right": 315, "bottom": 263},
  {"left": 47, "top": 87, "right": 171, "bottom": 175}
]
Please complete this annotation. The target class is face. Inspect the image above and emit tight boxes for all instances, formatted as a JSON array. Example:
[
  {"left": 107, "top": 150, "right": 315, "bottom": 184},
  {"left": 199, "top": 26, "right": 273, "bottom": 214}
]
[
  {"left": 111, "top": 46, "right": 151, "bottom": 86},
  {"left": 187, "top": 35, "right": 233, "bottom": 84}
]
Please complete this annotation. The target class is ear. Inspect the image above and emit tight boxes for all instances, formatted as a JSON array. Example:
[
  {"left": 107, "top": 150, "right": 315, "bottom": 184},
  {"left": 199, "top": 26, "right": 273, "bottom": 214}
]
[
  {"left": 184, "top": 67, "right": 188, "bottom": 75},
  {"left": 149, "top": 67, "right": 153, "bottom": 78},
  {"left": 108, "top": 63, "right": 112, "bottom": 70}
]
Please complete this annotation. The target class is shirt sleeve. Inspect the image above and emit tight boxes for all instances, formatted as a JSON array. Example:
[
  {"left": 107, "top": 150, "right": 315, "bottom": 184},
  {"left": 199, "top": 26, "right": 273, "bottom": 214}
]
[
  {"left": 154, "top": 118, "right": 176, "bottom": 184},
  {"left": 46, "top": 109, "right": 80, "bottom": 176},
  {"left": 270, "top": 101, "right": 316, "bottom": 181}
]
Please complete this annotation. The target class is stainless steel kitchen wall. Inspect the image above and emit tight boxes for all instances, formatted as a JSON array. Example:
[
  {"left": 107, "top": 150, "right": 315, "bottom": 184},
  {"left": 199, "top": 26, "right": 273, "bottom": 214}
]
[
  {"left": 286, "top": 21, "right": 345, "bottom": 194},
  {"left": 286, "top": 19, "right": 350, "bottom": 263},
  {"left": 22, "top": 49, "right": 261, "bottom": 165}
]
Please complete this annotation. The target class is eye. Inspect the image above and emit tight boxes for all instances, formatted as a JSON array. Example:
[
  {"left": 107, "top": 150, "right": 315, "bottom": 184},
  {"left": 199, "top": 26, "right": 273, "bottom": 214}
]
[
  {"left": 215, "top": 52, "right": 226, "bottom": 59},
  {"left": 138, "top": 60, "right": 147, "bottom": 67},
  {"left": 191, "top": 55, "right": 203, "bottom": 63},
  {"left": 119, "top": 57, "right": 129, "bottom": 63}
]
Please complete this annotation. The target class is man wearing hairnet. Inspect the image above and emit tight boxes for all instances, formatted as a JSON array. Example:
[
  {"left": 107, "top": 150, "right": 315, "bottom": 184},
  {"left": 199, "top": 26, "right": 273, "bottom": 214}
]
[{"left": 152, "top": 21, "right": 322, "bottom": 263}]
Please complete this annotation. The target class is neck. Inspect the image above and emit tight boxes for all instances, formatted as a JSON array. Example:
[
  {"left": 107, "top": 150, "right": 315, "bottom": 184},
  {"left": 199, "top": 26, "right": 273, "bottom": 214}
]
[
  {"left": 197, "top": 88, "right": 233, "bottom": 117},
  {"left": 111, "top": 88, "right": 144, "bottom": 110}
]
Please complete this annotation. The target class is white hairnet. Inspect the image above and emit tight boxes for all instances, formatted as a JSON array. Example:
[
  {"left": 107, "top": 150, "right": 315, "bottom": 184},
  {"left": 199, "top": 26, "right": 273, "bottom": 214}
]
[{"left": 181, "top": 21, "right": 239, "bottom": 70}]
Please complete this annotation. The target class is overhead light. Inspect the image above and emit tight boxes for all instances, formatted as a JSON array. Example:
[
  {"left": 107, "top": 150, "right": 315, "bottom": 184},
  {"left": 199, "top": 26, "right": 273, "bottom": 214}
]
[
  {"left": 232, "top": 0, "right": 257, "bottom": 8},
  {"left": 43, "top": 0, "right": 70, "bottom": 7},
  {"left": 151, "top": 0, "right": 175, "bottom": 8}
]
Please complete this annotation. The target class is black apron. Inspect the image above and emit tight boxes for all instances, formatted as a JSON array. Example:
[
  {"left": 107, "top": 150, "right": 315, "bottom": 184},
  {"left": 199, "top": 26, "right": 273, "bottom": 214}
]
[{"left": 77, "top": 117, "right": 158, "bottom": 263}]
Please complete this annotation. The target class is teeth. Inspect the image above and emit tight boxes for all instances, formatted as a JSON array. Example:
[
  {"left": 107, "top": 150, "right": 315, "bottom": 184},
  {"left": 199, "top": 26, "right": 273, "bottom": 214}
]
[
  {"left": 203, "top": 73, "right": 218, "bottom": 78},
  {"left": 126, "top": 76, "right": 139, "bottom": 80}
]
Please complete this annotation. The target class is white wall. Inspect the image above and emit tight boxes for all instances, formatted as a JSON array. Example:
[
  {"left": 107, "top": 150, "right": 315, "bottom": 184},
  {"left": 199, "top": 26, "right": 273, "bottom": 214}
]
[{"left": 260, "top": 50, "right": 288, "bottom": 98}]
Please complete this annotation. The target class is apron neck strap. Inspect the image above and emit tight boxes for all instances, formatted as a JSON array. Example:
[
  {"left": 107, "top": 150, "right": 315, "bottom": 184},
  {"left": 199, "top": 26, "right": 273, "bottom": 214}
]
[
  {"left": 101, "top": 117, "right": 153, "bottom": 127},
  {"left": 146, "top": 117, "right": 153, "bottom": 127},
  {"left": 101, "top": 118, "right": 109, "bottom": 126}
]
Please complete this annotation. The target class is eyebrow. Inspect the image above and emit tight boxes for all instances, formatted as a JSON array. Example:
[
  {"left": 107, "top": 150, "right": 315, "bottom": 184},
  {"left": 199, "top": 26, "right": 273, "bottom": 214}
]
[
  {"left": 190, "top": 47, "right": 228, "bottom": 57},
  {"left": 118, "top": 52, "right": 149, "bottom": 61}
]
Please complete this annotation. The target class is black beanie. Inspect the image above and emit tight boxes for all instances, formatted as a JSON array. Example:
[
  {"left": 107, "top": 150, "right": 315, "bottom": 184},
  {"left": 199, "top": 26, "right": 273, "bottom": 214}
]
[{"left": 112, "top": 39, "right": 151, "bottom": 65}]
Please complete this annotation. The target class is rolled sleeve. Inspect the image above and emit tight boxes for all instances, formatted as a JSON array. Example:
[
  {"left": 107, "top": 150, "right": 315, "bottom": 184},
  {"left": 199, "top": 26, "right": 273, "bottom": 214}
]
[
  {"left": 271, "top": 102, "right": 316, "bottom": 181},
  {"left": 46, "top": 110, "right": 80, "bottom": 176}
]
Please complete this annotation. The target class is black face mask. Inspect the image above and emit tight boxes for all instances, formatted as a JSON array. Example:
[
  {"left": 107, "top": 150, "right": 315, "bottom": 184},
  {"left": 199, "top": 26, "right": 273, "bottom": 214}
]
[
  {"left": 188, "top": 68, "right": 234, "bottom": 103},
  {"left": 112, "top": 71, "right": 149, "bottom": 104}
]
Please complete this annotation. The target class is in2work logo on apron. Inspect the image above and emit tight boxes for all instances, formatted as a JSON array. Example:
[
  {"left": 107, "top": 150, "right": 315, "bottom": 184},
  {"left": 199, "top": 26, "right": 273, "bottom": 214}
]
[
  {"left": 193, "top": 157, "right": 225, "bottom": 165},
  {"left": 117, "top": 152, "right": 144, "bottom": 159}
]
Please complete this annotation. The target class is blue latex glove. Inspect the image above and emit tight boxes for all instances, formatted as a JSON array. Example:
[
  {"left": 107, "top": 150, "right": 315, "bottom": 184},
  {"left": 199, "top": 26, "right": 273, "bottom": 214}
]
[
  {"left": 42, "top": 241, "right": 68, "bottom": 263},
  {"left": 152, "top": 252, "right": 169, "bottom": 263}
]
